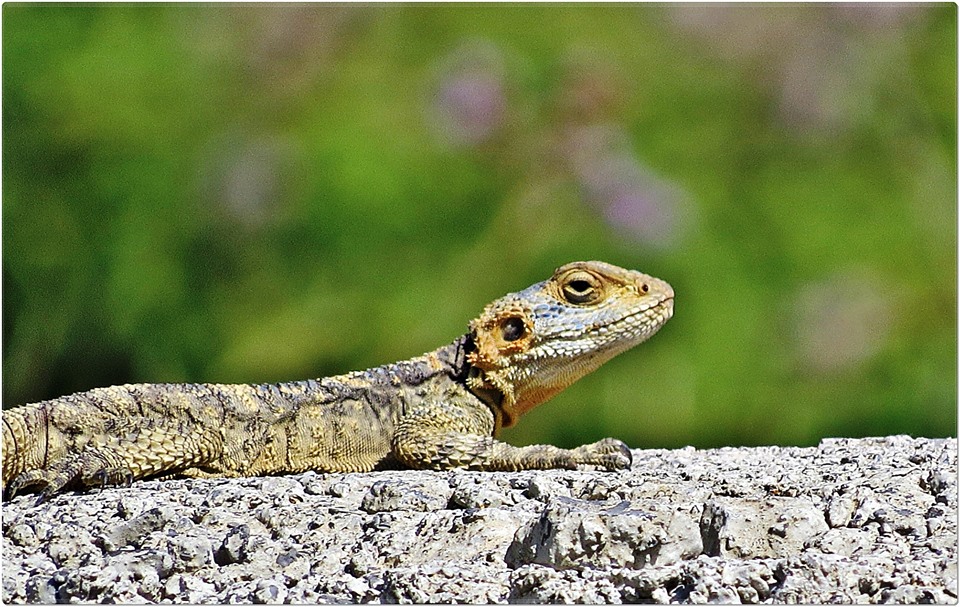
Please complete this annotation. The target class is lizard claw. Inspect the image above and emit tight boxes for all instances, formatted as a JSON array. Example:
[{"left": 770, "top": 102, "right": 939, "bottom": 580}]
[
  {"left": 35, "top": 487, "right": 56, "bottom": 507},
  {"left": 574, "top": 438, "right": 633, "bottom": 471}
]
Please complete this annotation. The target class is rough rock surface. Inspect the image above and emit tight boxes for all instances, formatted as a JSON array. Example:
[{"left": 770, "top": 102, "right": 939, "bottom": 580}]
[{"left": 2, "top": 436, "right": 955, "bottom": 604}]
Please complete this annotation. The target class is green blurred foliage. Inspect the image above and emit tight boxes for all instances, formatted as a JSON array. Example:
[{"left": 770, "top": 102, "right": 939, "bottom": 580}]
[{"left": 3, "top": 4, "right": 956, "bottom": 449}]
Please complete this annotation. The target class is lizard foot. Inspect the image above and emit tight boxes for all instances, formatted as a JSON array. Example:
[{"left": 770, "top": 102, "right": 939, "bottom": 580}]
[
  {"left": 7, "top": 452, "right": 133, "bottom": 503},
  {"left": 7, "top": 468, "right": 73, "bottom": 504},
  {"left": 573, "top": 438, "right": 633, "bottom": 471}
]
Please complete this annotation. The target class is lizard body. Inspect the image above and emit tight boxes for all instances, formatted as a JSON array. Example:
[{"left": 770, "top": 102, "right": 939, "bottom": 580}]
[{"left": 2, "top": 261, "right": 673, "bottom": 500}]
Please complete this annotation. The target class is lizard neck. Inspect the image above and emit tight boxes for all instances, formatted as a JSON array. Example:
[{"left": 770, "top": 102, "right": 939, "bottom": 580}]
[{"left": 433, "top": 334, "right": 509, "bottom": 432}]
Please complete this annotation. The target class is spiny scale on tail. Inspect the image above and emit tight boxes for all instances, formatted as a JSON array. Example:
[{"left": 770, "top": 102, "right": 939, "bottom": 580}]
[{"left": 3, "top": 261, "right": 674, "bottom": 501}]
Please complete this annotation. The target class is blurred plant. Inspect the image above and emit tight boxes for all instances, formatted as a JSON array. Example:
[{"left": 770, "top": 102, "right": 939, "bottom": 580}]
[
  {"left": 202, "top": 5, "right": 362, "bottom": 101},
  {"left": 199, "top": 132, "right": 301, "bottom": 229},
  {"left": 428, "top": 41, "right": 508, "bottom": 148},
  {"left": 670, "top": 4, "right": 929, "bottom": 135},
  {"left": 560, "top": 123, "right": 686, "bottom": 250},
  {"left": 788, "top": 268, "right": 893, "bottom": 374}
]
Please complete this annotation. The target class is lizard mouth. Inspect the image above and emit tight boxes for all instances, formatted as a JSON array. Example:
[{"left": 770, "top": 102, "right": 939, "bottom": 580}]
[
  {"left": 599, "top": 294, "right": 674, "bottom": 335},
  {"left": 524, "top": 294, "right": 674, "bottom": 366},
  {"left": 658, "top": 295, "right": 675, "bottom": 318}
]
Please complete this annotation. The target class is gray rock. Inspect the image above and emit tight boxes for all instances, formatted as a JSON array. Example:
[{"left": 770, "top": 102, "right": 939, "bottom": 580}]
[
  {"left": 360, "top": 479, "right": 450, "bottom": 513},
  {"left": 102, "top": 506, "right": 178, "bottom": 552},
  {"left": 507, "top": 497, "right": 701, "bottom": 569},
  {"left": 701, "top": 496, "right": 830, "bottom": 559},
  {"left": 214, "top": 524, "right": 251, "bottom": 565},
  {"left": 2, "top": 436, "right": 955, "bottom": 603}
]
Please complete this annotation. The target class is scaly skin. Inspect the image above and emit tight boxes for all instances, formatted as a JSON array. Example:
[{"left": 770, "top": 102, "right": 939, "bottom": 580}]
[{"left": 2, "top": 261, "right": 674, "bottom": 500}]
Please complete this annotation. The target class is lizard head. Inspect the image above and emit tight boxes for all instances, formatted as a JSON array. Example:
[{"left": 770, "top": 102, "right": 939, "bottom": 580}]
[{"left": 465, "top": 260, "right": 674, "bottom": 429}]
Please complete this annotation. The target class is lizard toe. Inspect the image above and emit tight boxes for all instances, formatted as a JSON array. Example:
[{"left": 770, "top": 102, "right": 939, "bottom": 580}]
[
  {"left": 35, "top": 485, "right": 57, "bottom": 506},
  {"left": 598, "top": 448, "right": 632, "bottom": 471},
  {"left": 612, "top": 441, "right": 633, "bottom": 469},
  {"left": 85, "top": 466, "right": 134, "bottom": 491},
  {"left": 572, "top": 438, "right": 632, "bottom": 470},
  {"left": 8, "top": 469, "right": 71, "bottom": 501}
]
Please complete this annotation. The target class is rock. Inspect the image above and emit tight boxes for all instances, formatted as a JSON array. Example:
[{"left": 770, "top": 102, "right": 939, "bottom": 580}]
[
  {"left": 214, "top": 524, "right": 250, "bottom": 566},
  {"left": 102, "top": 506, "right": 178, "bottom": 552},
  {"left": 825, "top": 492, "right": 856, "bottom": 528},
  {"left": 2, "top": 436, "right": 955, "bottom": 603},
  {"left": 360, "top": 479, "right": 450, "bottom": 513},
  {"left": 506, "top": 497, "right": 701, "bottom": 569},
  {"left": 252, "top": 577, "right": 287, "bottom": 604}
]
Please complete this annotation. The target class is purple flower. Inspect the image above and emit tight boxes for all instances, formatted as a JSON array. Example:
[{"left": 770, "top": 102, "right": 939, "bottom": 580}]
[{"left": 428, "top": 42, "right": 507, "bottom": 148}]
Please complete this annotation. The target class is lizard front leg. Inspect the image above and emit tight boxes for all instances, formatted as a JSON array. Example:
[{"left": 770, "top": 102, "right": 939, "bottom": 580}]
[{"left": 391, "top": 404, "right": 632, "bottom": 472}]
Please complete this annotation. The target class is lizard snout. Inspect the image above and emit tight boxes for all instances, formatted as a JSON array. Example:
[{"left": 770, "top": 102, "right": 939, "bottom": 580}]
[{"left": 635, "top": 273, "right": 674, "bottom": 302}]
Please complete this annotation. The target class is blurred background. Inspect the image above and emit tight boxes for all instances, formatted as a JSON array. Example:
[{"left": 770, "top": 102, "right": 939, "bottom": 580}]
[{"left": 3, "top": 4, "right": 956, "bottom": 450}]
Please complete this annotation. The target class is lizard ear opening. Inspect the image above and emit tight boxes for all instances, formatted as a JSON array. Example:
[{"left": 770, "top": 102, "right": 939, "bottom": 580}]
[
  {"left": 500, "top": 316, "right": 526, "bottom": 342},
  {"left": 467, "top": 304, "right": 534, "bottom": 371}
]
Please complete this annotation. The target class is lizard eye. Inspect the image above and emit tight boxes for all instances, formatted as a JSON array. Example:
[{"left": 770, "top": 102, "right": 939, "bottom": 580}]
[
  {"left": 500, "top": 316, "right": 526, "bottom": 342},
  {"left": 561, "top": 272, "right": 602, "bottom": 305},
  {"left": 569, "top": 280, "right": 592, "bottom": 293}
]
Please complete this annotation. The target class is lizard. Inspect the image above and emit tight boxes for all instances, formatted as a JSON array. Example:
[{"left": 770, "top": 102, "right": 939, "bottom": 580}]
[{"left": 2, "top": 260, "right": 674, "bottom": 501}]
